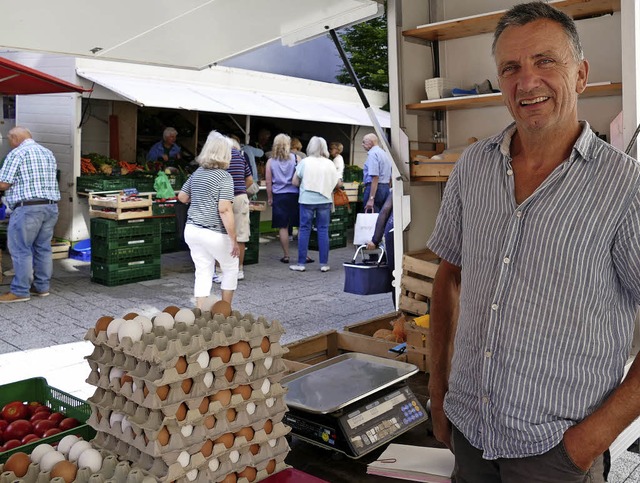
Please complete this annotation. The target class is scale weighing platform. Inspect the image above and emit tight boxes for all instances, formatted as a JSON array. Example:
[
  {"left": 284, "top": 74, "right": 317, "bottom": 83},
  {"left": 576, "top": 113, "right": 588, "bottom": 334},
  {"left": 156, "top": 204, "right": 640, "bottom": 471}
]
[{"left": 282, "top": 353, "right": 428, "bottom": 458}]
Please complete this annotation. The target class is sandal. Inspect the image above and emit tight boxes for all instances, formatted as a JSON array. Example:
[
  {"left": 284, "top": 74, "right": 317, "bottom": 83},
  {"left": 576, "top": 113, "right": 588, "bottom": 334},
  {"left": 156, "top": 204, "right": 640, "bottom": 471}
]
[
  {"left": 305, "top": 257, "right": 315, "bottom": 263},
  {"left": 280, "top": 256, "right": 290, "bottom": 263}
]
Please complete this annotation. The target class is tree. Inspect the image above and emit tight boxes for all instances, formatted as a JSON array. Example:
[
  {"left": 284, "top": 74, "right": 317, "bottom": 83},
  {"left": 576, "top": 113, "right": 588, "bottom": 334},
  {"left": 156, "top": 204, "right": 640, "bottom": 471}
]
[{"left": 335, "top": 10, "right": 388, "bottom": 94}]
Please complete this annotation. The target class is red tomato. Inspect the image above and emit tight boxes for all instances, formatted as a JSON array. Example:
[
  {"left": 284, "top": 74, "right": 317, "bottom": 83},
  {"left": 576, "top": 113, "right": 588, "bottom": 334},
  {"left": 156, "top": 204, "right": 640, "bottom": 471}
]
[
  {"left": 30, "top": 412, "right": 50, "bottom": 423},
  {"left": 58, "top": 418, "right": 80, "bottom": 431},
  {"left": 33, "top": 420, "right": 56, "bottom": 437},
  {"left": 21, "top": 434, "right": 40, "bottom": 444},
  {"left": 33, "top": 406, "right": 51, "bottom": 415},
  {"left": 1, "top": 439, "right": 23, "bottom": 451},
  {"left": 26, "top": 402, "right": 45, "bottom": 416},
  {"left": 43, "top": 428, "right": 61, "bottom": 438},
  {"left": 4, "top": 420, "right": 33, "bottom": 441},
  {"left": 0, "top": 420, "right": 8, "bottom": 432},
  {"left": 1, "top": 402, "right": 28, "bottom": 422},
  {"left": 48, "top": 412, "right": 65, "bottom": 425}
]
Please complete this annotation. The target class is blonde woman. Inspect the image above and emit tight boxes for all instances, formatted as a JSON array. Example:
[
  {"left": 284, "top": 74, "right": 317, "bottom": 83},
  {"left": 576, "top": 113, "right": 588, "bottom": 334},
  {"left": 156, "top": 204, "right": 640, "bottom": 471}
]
[{"left": 178, "top": 131, "right": 239, "bottom": 309}]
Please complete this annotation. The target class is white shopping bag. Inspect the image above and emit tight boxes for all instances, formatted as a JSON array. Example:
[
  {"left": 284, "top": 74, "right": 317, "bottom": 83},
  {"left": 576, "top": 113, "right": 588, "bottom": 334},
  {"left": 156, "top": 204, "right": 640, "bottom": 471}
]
[{"left": 353, "top": 211, "right": 379, "bottom": 245}]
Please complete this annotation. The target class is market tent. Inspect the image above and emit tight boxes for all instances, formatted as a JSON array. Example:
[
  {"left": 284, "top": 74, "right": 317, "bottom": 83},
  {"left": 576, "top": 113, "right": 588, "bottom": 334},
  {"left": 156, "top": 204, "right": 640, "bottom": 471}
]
[
  {"left": 76, "top": 61, "right": 391, "bottom": 128},
  {"left": 0, "top": 56, "right": 88, "bottom": 95},
  {"left": 0, "top": 0, "right": 382, "bottom": 70}
]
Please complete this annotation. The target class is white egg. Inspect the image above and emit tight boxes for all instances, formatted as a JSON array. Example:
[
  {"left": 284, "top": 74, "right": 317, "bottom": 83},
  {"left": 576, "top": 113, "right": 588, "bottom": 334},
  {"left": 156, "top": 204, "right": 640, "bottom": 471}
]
[
  {"left": 196, "top": 351, "right": 210, "bottom": 369},
  {"left": 133, "top": 315, "right": 153, "bottom": 333},
  {"left": 153, "top": 312, "right": 175, "bottom": 330},
  {"left": 57, "top": 435, "right": 80, "bottom": 456},
  {"left": 268, "top": 438, "right": 277, "bottom": 448},
  {"left": 245, "top": 362, "right": 254, "bottom": 376},
  {"left": 109, "top": 411, "right": 125, "bottom": 428},
  {"left": 180, "top": 424, "right": 194, "bottom": 437},
  {"left": 106, "top": 318, "right": 126, "bottom": 338},
  {"left": 30, "top": 443, "right": 56, "bottom": 464},
  {"left": 177, "top": 451, "right": 190, "bottom": 467},
  {"left": 118, "top": 319, "right": 143, "bottom": 343},
  {"left": 40, "top": 450, "right": 66, "bottom": 472},
  {"left": 246, "top": 402, "right": 256, "bottom": 415},
  {"left": 109, "top": 367, "right": 124, "bottom": 383},
  {"left": 264, "top": 356, "right": 273, "bottom": 370},
  {"left": 132, "top": 381, "right": 138, "bottom": 393},
  {"left": 121, "top": 416, "right": 132, "bottom": 434},
  {"left": 203, "top": 372, "right": 214, "bottom": 388},
  {"left": 186, "top": 469, "right": 198, "bottom": 481},
  {"left": 68, "top": 440, "right": 93, "bottom": 462},
  {"left": 265, "top": 397, "right": 275, "bottom": 408},
  {"left": 208, "top": 458, "right": 220, "bottom": 472},
  {"left": 78, "top": 448, "right": 103, "bottom": 473},
  {"left": 229, "top": 450, "right": 240, "bottom": 463},
  {"left": 261, "top": 378, "right": 271, "bottom": 395},
  {"left": 175, "top": 309, "right": 196, "bottom": 325}
]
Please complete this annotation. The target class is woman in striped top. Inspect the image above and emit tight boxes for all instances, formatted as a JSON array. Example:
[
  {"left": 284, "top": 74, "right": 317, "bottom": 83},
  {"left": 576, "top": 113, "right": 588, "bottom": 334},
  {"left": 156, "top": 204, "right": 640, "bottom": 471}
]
[{"left": 178, "top": 132, "right": 239, "bottom": 309}]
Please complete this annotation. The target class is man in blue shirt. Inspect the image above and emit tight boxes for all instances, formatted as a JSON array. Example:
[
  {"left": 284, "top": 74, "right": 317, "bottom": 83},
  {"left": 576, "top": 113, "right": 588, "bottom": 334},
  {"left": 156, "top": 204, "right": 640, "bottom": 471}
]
[
  {"left": 146, "top": 127, "right": 182, "bottom": 167},
  {"left": 361, "top": 133, "right": 391, "bottom": 212}
]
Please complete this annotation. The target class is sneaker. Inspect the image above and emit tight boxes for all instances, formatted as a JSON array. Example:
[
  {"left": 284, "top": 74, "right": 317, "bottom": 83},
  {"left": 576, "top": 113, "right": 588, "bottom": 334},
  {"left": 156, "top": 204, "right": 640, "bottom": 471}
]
[
  {"left": 289, "top": 265, "right": 306, "bottom": 272},
  {"left": 237, "top": 270, "right": 245, "bottom": 280},
  {"left": 320, "top": 265, "right": 330, "bottom": 272},
  {"left": 0, "top": 292, "right": 30, "bottom": 303},
  {"left": 288, "top": 235, "right": 294, "bottom": 242},
  {"left": 213, "top": 273, "right": 222, "bottom": 284},
  {"left": 29, "top": 286, "right": 50, "bottom": 297}
]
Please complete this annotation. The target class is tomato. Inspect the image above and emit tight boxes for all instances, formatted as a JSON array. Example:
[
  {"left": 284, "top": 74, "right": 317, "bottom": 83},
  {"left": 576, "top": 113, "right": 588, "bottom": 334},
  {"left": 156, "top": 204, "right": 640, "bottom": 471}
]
[
  {"left": 26, "top": 402, "right": 46, "bottom": 416},
  {"left": 21, "top": 434, "right": 40, "bottom": 444},
  {"left": 0, "top": 420, "right": 8, "bottom": 432},
  {"left": 4, "top": 420, "right": 33, "bottom": 441},
  {"left": 43, "top": 428, "right": 61, "bottom": 438},
  {"left": 33, "top": 406, "right": 51, "bottom": 415},
  {"left": 1, "top": 402, "right": 28, "bottom": 422},
  {"left": 33, "top": 420, "right": 56, "bottom": 437},
  {"left": 1, "top": 439, "right": 22, "bottom": 451},
  {"left": 58, "top": 418, "right": 80, "bottom": 431},
  {"left": 48, "top": 412, "right": 65, "bottom": 425},
  {"left": 30, "top": 412, "right": 50, "bottom": 423}
]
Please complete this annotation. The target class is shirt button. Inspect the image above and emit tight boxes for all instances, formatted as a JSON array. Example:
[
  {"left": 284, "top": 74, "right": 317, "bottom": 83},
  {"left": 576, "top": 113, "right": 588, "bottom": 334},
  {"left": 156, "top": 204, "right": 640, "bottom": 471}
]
[
  {"left": 503, "top": 257, "right": 510, "bottom": 264},
  {"left": 506, "top": 169, "right": 513, "bottom": 176},
  {"left": 485, "top": 350, "right": 492, "bottom": 358},
  {"left": 482, "top": 396, "right": 490, "bottom": 404},
  {"left": 516, "top": 211, "right": 522, "bottom": 218},
  {"left": 491, "top": 303, "right": 498, "bottom": 311}
]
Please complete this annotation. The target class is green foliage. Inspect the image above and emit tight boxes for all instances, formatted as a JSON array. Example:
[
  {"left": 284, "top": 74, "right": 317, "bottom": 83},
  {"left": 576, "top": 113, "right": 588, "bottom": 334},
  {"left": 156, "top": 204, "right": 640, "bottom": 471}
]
[{"left": 335, "top": 12, "right": 388, "bottom": 94}]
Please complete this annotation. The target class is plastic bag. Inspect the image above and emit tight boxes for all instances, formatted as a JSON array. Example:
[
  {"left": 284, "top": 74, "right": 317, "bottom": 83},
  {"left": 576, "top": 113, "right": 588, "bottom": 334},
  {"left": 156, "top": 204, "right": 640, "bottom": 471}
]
[{"left": 154, "top": 171, "right": 175, "bottom": 199}]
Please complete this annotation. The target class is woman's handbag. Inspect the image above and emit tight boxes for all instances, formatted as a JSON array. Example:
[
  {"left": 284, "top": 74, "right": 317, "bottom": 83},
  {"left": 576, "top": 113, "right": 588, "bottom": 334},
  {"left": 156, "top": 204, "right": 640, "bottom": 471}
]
[
  {"left": 333, "top": 187, "right": 350, "bottom": 207},
  {"left": 343, "top": 244, "right": 392, "bottom": 295}
]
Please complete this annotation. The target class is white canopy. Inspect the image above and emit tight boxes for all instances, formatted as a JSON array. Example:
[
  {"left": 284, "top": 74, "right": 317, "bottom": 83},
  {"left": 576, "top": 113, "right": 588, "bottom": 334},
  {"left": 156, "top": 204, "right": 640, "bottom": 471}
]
[
  {"left": 76, "top": 60, "right": 390, "bottom": 128},
  {"left": 1, "top": 0, "right": 382, "bottom": 70}
]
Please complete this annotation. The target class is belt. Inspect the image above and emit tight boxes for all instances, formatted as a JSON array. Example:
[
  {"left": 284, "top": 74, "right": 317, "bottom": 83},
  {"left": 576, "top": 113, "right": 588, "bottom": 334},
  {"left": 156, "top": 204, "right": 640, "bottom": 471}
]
[
  {"left": 15, "top": 199, "right": 57, "bottom": 208},
  {"left": 364, "top": 182, "right": 390, "bottom": 186}
]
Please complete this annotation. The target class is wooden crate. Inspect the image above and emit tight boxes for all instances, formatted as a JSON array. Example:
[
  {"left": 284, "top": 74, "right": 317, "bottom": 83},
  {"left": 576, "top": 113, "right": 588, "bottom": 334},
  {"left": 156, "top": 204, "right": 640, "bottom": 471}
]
[
  {"left": 249, "top": 200, "right": 267, "bottom": 211},
  {"left": 51, "top": 241, "right": 70, "bottom": 260},
  {"left": 342, "top": 181, "right": 360, "bottom": 202},
  {"left": 399, "top": 249, "right": 439, "bottom": 316},
  {"left": 410, "top": 152, "right": 459, "bottom": 179},
  {"left": 89, "top": 192, "right": 153, "bottom": 220}
]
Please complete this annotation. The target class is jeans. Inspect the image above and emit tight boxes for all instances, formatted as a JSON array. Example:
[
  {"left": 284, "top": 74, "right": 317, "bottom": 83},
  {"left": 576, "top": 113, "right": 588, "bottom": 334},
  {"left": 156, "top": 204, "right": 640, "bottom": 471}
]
[
  {"left": 298, "top": 203, "right": 332, "bottom": 265},
  {"left": 7, "top": 204, "right": 59, "bottom": 297},
  {"left": 362, "top": 183, "right": 390, "bottom": 213}
]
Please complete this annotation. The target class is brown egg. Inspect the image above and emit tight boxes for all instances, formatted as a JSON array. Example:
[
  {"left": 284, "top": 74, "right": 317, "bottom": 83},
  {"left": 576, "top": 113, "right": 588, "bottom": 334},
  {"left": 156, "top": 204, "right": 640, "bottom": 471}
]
[
  {"left": 163, "top": 305, "right": 181, "bottom": 317},
  {"left": 175, "top": 356, "right": 188, "bottom": 374},
  {"left": 230, "top": 341, "right": 251, "bottom": 358},
  {"left": 120, "top": 374, "right": 133, "bottom": 386},
  {"left": 143, "top": 384, "right": 149, "bottom": 398},
  {"left": 4, "top": 452, "right": 31, "bottom": 477},
  {"left": 266, "top": 459, "right": 276, "bottom": 474},
  {"left": 234, "top": 426, "right": 254, "bottom": 443},
  {"left": 214, "top": 433, "right": 235, "bottom": 449},
  {"left": 50, "top": 460, "right": 78, "bottom": 483},
  {"left": 181, "top": 378, "right": 193, "bottom": 395},
  {"left": 210, "top": 389, "right": 232, "bottom": 406},
  {"left": 264, "top": 419, "right": 273, "bottom": 434},
  {"left": 123, "top": 312, "right": 138, "bottom": 320},
  {"left": 238, "top": 466, "right": 257, "bottom": 482},
  {"left": 156, "top": 385, "right": 170, "bottom": 401},
  {"left": 157, "top": 426, "right": 170, "bottom": 446},
  {"left": 94, "top": 315, "right": 113, "bottom": 335},
  {"left": 176, "top": 402, "right": 188, "bottom": 421},
  {"left": 208, "top": 345, "right": 231, "bottom": 363},
  {"left": 204, "top": 414, "right": 216, "bottom": 429},
  {"left": 249, "top": 443, "right": 260, "bottom": 455},
  {"left": 200, "top": 439, "right": 214, "bottom": 457},
  {"left": 211, "top": 300, "right": 232, "bottom": 317},
  {"left": 232, "top": 384, "right": 252, "bottom": 400},
  {"left": 198, "top": 397, "right": 209, "bottom": 414},
  {"left": 260, "top": 336, "right": 271, "bottom": 353},
  {"left": 224, "top": 366, "right": 235, "bottom": 382},
  {"left": 221, "top": 473, "right": 237, "bottom": 483},
  {"left": 226, "top": 408, "right": 237, "bottom": 422}
]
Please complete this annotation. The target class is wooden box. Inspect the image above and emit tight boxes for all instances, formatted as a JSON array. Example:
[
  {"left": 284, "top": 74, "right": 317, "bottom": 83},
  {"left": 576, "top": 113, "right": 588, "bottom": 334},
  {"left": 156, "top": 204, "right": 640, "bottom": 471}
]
[
  {"left": 399, "top": 249, "right": 439, "bottom": 315},
  {"left": 342, "top": 181, "right": 360, "bottom": 202},
  {"left": 89, "top": 192, "right": 153, "bottom": 220},
  {"left": 410, "top": 152, "right": 459, "bottom": 180},
  {"left": 249, "top": 200, "right": 267, "bottom": 211},
  {"left": 51, "top": 241, "right": 70, "bottom": 260}
]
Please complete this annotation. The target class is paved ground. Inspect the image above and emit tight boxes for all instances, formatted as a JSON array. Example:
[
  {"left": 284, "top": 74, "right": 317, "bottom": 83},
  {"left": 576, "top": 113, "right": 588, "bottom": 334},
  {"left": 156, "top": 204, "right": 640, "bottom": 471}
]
[{"left": 0, "top": 233, "right": 395, "bottom": 354}]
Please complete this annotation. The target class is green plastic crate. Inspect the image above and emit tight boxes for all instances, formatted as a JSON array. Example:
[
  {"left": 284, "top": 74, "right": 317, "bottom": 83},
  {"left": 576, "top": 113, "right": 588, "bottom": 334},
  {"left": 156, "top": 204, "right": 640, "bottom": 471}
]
[
  {"left": 152, "top": 202, "right": 177, "bottom": 216},
  {"left": 91, "top": 260, "right": 161, "bottom": 286},
  {"left": 244, "top": 241, "right": 259, "bottom": 265},
  {"left": 159, "top": 216, "right": 177, "bottom": 234},
  {"left": 90, "top": 217, "right": 160, "bottom": 241},
  {"left": 309, "top": 231, "right": 347, "bottom": 251},
  {"left": 90, "top": 234, "right": 158, "bottom": 251},
  {"left": 0, "top": 377, "right": 95, "bottom": 463},
  {"left": 161, "top": 233, "right": 179, "bottom": 253},
  {"left": 92, "top": 239, "right": 161, "bottom": 261},
  {"left": 76, "top": 176, "right": 135, "bottom": 193}
]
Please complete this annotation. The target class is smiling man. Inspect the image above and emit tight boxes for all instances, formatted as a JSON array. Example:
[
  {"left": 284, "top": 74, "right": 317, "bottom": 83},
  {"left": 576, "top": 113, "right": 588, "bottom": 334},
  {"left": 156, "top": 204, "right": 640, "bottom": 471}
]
[{"left": 426, "top": 2, "right": 640, "bottom": 483}]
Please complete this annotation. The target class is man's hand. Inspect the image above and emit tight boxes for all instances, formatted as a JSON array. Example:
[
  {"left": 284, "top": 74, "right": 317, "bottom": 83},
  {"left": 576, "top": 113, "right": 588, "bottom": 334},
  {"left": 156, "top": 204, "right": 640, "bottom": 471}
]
[
  {"left": 366, "top": 241, "right": 377, "bottom": 250},
  {"left": 429, "top": 398, "right": 452, "bottom": 450},
  {"left": 162, "top": 154, "right": 169, "bottom": 161},
  {"left": 365, "top": 198, "right": 374, "bottom": 211},
  {"left": 562, "top": 425, "right": 598, "bottom": 472},
  {"left": 267, "top": 197, "right": 273, "bottom": 206}
]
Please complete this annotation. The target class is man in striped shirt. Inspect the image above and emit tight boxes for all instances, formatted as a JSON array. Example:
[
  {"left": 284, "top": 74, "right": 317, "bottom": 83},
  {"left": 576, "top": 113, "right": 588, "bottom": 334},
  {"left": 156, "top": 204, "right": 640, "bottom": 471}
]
[{"left": 427, "top": 3, "right": 640, "bottom": 482}]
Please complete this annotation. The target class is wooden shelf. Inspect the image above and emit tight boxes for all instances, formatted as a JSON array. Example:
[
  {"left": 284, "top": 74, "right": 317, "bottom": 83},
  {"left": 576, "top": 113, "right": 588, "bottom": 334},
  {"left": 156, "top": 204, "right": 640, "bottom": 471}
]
[
  {"left": 402, "top": 0, "right": 620, "bottom": 42},
  {"left": 406, "top": 82, "right": 622, "bottom": 113}
]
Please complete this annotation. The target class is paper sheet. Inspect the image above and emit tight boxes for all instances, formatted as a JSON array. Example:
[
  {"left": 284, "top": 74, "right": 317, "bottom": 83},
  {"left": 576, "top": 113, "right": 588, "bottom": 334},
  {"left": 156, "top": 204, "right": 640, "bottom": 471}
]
[{"left": 367, "top": 444, "right": 454, "bottom": 482}]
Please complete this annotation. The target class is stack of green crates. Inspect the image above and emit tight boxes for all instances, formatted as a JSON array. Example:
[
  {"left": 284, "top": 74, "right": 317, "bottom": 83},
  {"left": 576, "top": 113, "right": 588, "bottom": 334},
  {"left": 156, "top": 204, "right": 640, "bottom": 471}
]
[
  {"left": 244, "top": 211, "right": 261, "bottom": 265},
  {"left": 90, "top": 217, "right": 161, "bottom": 286},
  {"left": 154, "top": 201, "right": 179, "bottom": 253},
  {"left": 309, "top": 205, "right": 349, "bottom": 251}
]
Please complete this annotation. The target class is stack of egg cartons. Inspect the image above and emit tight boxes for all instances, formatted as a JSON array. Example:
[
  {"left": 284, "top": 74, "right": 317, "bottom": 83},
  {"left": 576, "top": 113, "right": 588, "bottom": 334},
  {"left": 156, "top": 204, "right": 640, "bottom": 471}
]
[{"left": 84, "top": 306, "right": 290, "bottom": 482}]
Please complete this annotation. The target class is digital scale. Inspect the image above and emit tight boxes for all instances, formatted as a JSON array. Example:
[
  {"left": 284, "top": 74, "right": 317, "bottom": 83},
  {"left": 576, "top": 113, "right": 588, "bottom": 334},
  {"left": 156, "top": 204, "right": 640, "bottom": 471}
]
[{"left": 282, "top": 353, "right": 428, "bottom": 458}]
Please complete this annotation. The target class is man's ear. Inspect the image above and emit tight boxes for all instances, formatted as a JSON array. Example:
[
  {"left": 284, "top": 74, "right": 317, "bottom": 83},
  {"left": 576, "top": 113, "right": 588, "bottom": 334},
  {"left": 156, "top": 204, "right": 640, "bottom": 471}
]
[{"left": 576, "top": 59, "right": 589, "bottom": 94}]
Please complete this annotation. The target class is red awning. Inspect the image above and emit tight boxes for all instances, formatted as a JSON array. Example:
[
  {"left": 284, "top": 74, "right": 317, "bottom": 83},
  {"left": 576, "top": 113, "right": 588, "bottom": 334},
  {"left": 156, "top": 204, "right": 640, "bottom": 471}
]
[{"left": 0, "top": 56, "right": 90, "bottom": 95}]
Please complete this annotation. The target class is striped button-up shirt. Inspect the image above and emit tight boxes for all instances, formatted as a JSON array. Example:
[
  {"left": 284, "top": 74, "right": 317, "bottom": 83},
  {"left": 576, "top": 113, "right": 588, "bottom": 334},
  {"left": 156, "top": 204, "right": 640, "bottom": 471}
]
[{"left": 427, "top": 121, "right": 640, "bottom": 459}]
